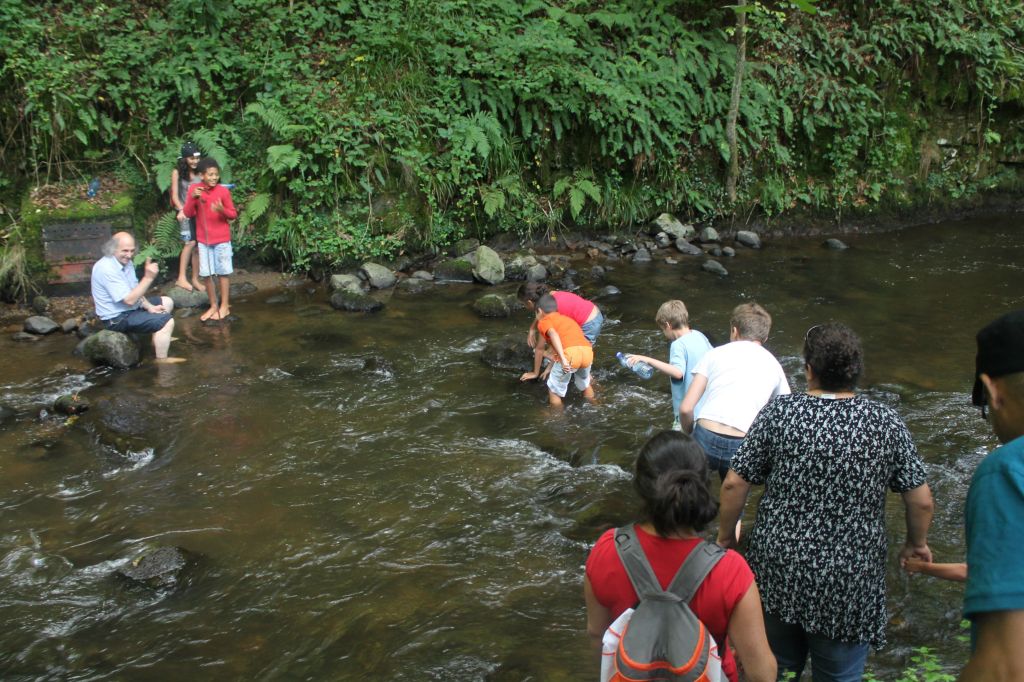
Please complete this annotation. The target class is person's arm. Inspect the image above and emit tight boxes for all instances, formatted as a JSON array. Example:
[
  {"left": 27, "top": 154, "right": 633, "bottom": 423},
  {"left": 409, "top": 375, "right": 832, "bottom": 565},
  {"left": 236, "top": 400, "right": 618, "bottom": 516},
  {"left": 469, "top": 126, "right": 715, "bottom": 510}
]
[
  {"left": 717, "top": 470, "right": 752, "bottom": 549},
  {"left": 959, "top": 610, "right": 1024, "bottom": 681},
  {"left": 727, "top": 583, "right": 777, "bottom": 682},
  {"left": 898, "top": 483, "right": 934, "bottom": 566},
  {"left": 903, "top": 559, "right": 967, "bottom": 582},
  {"left": 583, "top": 576, "right": 612, "bottom": 658},
  {"left": 527, "top": 319, "right": 540, "bottom": 349},
  {"left": 546, "top": 328, "right": 570, "bottom": 369},
  {"left": 625, "top": 354, "right": 683, "bottom": 379},
  {"left": 119, "top": 259, "right": 159, "bottom": 307},
  {"left": 679, "top": 373, "right": 708, "bottom": 434},
  {"left": 183, "top": 186, "right": 199, "bottom": 218},
  {"left": 170, "top": 169, "right": 185, "bottom": 217}
]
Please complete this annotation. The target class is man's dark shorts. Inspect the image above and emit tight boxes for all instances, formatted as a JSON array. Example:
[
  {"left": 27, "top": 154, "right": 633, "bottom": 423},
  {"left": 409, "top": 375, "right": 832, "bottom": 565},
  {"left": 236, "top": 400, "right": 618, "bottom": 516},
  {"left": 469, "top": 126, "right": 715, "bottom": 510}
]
[{"left": 104, "top": 297, "right": 171, "bottom": 334}]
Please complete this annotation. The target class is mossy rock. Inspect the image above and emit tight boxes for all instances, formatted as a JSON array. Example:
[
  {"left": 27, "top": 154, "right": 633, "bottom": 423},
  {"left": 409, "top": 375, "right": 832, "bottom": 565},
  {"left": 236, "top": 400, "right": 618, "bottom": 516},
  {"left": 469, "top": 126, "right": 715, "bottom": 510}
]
[
  {"left": 434, "top": 258, "right": 475, "bottom": 282},
  {"left": 472, "top": 294, "right": 511, "bottom": 318}
]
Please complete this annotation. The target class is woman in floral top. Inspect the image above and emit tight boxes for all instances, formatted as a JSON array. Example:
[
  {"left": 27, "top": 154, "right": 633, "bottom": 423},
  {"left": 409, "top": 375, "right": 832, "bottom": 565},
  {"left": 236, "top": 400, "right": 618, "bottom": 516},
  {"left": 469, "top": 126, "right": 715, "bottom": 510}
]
[{"left": 716, "top": 322, "right": 935, "bottom": 682}]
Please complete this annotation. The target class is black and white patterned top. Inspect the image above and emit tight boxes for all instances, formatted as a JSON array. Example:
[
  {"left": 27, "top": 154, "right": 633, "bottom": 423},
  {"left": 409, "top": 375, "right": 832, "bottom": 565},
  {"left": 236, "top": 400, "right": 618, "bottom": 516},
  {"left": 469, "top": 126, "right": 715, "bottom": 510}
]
[{"left": 731, "top": 393, "right": 927, "bottom": 648}]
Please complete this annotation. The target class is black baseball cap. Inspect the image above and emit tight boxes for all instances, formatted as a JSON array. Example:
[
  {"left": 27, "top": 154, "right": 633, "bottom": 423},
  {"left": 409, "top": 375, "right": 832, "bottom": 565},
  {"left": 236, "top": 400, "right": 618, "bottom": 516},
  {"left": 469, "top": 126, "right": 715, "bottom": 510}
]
[
  {"left": 972, "top": 309, "right": 1024, "bottom": 406},
  {"left": 180, "top": 142, "right": 201, "bottom": 158}
]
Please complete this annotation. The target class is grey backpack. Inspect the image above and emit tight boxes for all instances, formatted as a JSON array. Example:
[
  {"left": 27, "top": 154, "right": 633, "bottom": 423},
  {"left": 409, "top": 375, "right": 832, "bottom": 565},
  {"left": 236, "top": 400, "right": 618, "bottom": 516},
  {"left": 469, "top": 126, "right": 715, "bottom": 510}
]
[{"left": 606, "top": 524, "right": 725, "bottom": 682}]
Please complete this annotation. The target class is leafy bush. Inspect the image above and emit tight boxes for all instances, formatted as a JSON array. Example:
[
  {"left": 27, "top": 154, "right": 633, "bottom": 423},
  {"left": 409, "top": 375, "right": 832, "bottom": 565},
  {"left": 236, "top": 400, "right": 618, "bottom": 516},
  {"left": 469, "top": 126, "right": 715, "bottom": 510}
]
[{"left": 1, "top": 0, "right": 1021, "bottom": 270}]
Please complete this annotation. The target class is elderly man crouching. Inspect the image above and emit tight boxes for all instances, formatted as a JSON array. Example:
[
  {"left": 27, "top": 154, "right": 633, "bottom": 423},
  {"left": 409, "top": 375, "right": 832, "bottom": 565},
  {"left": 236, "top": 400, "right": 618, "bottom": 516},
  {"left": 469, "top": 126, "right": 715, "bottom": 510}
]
[{"left": 90, "top": 231, "right": 185, "bottom": 363}]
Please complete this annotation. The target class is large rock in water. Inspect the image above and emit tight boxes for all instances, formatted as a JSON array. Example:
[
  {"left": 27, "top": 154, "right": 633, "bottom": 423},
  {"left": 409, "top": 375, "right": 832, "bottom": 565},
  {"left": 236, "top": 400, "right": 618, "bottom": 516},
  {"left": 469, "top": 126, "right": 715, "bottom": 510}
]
[
  {"left": 702, "top": 259, "right": 729, "bottom": 276},
  {"left": 329, "top": 289, "right": 384, "bottom": 313},
  {"left": 735, "top": 230, "right": 762, "bottom": 249},
  {"left": 471, "top": 246, "right": 505, "bottom": 285},
  {"left": 116, "top": 546, "right": 194, "bottom": 589},
  {"left": 675, "top": 239, "right": 703, "bottom": 256},
  {"left": 165, "top": 286, "right": 209, "bottom": 308},
  {"left": 651, "top": 213, "right": 696, "bottom": 241},
  {"left": 229, "top": 281, "right": 258, "bottom": 297},
  {"left": 329, "top": 273, "right": 363, "bottom": 293},
  {"left": 24, "top": 316, "right": 60, "bottom": 335},
  {"left": 481, "top": 334, "right": 534, "bottom": 372},
  {"left": 434, "top": 258, "right": 475, "bottom": 282},
  {"left": 83, "top": 330, "right": 141, "bottom": 369},
  {"left": 473, "top": 294, "right": 511, "bottom": 318},
  {"left": 360, "top": 262, "right": 397, "bottom": 289}
]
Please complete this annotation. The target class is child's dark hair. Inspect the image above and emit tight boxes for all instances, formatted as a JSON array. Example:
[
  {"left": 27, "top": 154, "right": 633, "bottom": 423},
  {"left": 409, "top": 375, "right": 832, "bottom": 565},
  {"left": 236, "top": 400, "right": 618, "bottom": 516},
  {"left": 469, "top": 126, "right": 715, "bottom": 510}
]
[
  {"left": 634, "top": 431, "right": 718, "bottom": 536},
  {"left": 803, "top": 322, "right": 863, "bottom": 391},
  {"left": 197, "top": 157, "right": 220, "bottom": 174},
  {"left": 536, "top": 293, "right": 558, "bottom": 314},
  {"left": 517, "top": 281, "right": 550, "bottom": 303}
]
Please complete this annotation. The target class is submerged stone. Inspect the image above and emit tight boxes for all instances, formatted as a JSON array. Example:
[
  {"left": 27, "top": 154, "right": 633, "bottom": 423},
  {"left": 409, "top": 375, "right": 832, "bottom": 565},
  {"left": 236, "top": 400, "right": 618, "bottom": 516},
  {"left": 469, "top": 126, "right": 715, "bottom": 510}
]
[
  {"left": 735, "top": 230, "right": 762, "bottom": 249},
  {"left": 473, "top": 294, "right": 511, "bottom": 318},
  {"left": 702, "top": 259, "right": 729, "bottom": 276},
  {"left": 434, "top": 258, "right": 475, "bottom": 282},
  {"left": 329, "top": 289, "right": 384, "bottom": 313},
  {"left": 53, "top": 394, "right": 90, "bottom": 416},
  {"left": 481, "top": 334, "right": 534, "bottom": 372},
  {"left": 116, "top": 546, "right": 194, "bottom": 589},
  {"left": 825, "top": 238, "right": 849, "bottom": 250}
]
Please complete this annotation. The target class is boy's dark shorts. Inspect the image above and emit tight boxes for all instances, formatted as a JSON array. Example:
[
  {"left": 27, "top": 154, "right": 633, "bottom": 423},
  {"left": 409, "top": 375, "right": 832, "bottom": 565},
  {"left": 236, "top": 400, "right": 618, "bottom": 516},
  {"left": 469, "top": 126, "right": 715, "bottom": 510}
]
[{"left": 104, "top": 297, "right": 172, "bottom": 334}]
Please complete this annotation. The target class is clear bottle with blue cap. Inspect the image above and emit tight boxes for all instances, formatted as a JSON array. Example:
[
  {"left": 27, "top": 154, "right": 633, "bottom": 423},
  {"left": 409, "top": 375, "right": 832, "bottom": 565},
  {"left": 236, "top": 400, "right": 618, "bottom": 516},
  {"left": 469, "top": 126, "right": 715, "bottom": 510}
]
[{"left": 616, "top": 352, "right": 655, "bottom": 380}]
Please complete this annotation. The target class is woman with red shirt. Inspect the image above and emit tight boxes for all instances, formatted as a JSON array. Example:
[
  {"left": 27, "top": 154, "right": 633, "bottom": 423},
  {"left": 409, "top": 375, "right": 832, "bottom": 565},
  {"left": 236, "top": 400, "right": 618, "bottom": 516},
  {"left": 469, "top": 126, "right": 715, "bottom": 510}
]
[{"left": 584, "top": 431, "right": 776, "bottom": 682}]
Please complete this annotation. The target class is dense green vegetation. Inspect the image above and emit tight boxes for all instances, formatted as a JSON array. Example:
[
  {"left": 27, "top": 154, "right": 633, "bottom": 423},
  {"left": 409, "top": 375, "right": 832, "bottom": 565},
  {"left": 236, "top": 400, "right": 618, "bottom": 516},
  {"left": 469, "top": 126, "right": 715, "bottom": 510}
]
[{"left": 1, "top": 0, "right": 1022, "bottom": 281}]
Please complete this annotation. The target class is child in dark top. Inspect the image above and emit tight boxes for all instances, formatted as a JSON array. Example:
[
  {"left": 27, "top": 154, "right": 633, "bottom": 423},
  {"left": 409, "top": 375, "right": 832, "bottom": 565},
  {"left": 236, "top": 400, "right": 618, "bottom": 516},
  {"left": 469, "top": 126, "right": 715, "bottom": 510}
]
[
  {"left": 183, "top": 158, "right": 237, "bottom": 322},
  {"left": 171, "top": 142, "right": 203, "bottom": 291}
]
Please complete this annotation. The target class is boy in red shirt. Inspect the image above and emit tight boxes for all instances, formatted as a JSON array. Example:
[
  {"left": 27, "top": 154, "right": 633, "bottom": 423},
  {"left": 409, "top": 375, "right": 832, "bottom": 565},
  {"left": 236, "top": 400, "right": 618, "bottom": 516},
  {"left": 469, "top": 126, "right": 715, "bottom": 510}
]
[
  {"left": 184, "top": 158, "right": 237, "bottom": 322},
  {"left": 519, "top": 294, "right": 595, "bottom": 406}
]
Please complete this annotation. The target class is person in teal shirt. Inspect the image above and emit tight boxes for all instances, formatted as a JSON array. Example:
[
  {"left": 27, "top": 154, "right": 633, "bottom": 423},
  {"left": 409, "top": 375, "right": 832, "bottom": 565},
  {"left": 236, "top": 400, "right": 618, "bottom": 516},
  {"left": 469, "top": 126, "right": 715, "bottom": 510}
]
[{"left": 961, "top": 308, "right": 1024, "bottom": 681}]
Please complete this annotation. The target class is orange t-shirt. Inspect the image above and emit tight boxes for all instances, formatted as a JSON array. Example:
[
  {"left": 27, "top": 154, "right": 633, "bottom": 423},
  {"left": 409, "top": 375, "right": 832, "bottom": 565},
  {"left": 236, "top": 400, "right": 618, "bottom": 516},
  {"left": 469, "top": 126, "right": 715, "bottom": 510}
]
[{"left": 537, "top": 312, "right": 590, "bottom": 350}]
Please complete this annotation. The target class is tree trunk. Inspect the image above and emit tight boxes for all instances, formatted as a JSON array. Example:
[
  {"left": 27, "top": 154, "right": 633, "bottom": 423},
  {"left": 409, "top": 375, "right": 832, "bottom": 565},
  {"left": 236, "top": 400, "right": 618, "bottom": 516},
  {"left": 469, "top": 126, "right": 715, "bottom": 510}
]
[{"left": 725, "top": 1, "right": 747, "bottom": 205}]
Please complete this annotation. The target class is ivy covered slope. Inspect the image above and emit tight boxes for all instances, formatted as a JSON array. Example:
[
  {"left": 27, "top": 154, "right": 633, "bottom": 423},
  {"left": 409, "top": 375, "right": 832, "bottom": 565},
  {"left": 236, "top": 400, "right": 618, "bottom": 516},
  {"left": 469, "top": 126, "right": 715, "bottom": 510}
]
[{"left": 1, "top": 0, "right": 1021, "bottom": 269}]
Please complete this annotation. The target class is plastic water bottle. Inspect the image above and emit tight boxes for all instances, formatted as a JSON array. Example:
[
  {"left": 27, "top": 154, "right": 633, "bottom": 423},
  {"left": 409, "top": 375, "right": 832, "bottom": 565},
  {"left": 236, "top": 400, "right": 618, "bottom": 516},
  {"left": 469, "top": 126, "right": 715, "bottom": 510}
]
[
  {"left": 222, "top": 183, "right": 235, "bottom": 190},
  {"left": 86, "top": 178, "right": 100, "bottom": 197},
  {"left": 617, "top": 352, "right": 654, "bottom": 380}
]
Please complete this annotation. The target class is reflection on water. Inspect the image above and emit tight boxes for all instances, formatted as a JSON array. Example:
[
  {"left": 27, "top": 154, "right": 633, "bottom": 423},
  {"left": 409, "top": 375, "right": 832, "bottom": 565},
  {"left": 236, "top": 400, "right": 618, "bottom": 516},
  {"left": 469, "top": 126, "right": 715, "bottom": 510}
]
[{"left": 0, "top": 216, "right": 1021, "bottom": 678}]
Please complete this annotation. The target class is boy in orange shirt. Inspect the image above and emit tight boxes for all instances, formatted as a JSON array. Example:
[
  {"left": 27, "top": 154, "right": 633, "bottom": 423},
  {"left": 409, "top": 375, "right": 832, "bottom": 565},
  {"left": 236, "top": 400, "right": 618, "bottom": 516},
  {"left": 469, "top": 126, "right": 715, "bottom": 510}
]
[{"left": 519, "top": 294, "right": 595, "bottom": 406}]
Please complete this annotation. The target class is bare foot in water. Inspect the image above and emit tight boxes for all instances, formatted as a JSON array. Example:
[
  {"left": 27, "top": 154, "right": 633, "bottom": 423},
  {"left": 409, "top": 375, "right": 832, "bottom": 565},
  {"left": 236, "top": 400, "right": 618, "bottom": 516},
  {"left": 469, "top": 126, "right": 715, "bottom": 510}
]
[
  {"left": 154, "top": 357, "right": 187, "bottom": 364},
  {"left": 200, "top": 307, "right": 221, "bottom": 322},
  {"left": 175, "top": 279, "right": 194, "bottom": 292},
  {"left": 218, "top": 306, "right": 231, "bottom": 320}
]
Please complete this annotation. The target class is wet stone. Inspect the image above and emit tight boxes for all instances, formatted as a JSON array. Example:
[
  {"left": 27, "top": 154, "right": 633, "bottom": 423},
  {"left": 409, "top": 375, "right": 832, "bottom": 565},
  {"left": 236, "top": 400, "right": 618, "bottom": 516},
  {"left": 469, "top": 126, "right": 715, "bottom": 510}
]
[
  {"left": 229, "top": 281, "right": 258, "bottom": 297},
  {"left": 265, "top": 294, "right": 290, "bottom": 304},
  {"left": 825, "top": 238, "right": 849, "bottom": 250},
  {"left": 735, "top": 230, "right": 762, "bottom": 249},
  {"left": 473, "top": 294, "right": 511, "bottom": 318},
  {"left": 61, "top": 317, "right": 79, "bottom": 333},
  {"left": 83, "top": 330, "right": 141, "bottom": 369},
  {"left": 116, "top": 546, "right": 194, "bottom": 589},
  {"left": 54, "top": 394, "right": 90, "bottom": 416},
  {"left": 24, "top": 316, "right": 60, "bottom": 335},
  {"left": 32, "top": 295, "right": 50, "bottom": 314},
  {"left": 12, "top": 331, "right": 40, "bottom": 342},
  {"left": 702, "top": 259, "right": 729, "bottom": 276},
  {"left": 165, "top": 286, "right": 209, "bottom": 309},
  {"left": 481, "top": 334, "right": 534, "bottom": 372},
  {"left": 329, "top": 289, "right": 384, "bottom": 313}
]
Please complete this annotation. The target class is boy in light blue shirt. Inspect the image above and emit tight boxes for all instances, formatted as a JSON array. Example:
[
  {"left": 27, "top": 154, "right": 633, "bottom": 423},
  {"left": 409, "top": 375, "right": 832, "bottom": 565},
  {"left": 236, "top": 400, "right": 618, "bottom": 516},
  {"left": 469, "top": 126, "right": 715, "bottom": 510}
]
[{"left": 622, "top": 300, "right": 712, "bottom": 429}]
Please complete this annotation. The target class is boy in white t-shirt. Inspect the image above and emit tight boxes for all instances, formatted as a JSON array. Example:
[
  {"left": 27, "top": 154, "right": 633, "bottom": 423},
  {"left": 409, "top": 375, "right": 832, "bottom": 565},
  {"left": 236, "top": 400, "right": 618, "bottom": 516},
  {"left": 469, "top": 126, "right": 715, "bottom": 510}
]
[{"left": 679, "top": 302, "right": 790, "bottom": 480}]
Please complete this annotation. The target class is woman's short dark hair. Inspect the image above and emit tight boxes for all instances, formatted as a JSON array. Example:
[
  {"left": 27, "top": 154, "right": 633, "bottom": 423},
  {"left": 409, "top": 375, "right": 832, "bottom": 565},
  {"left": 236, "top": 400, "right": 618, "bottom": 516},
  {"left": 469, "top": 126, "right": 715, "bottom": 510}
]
[
  {"left": 634, "top": 431, "right": 718, "bottom": 536},
  {"left": 803, "top": 322, "right": 864, "bottom": 391}
]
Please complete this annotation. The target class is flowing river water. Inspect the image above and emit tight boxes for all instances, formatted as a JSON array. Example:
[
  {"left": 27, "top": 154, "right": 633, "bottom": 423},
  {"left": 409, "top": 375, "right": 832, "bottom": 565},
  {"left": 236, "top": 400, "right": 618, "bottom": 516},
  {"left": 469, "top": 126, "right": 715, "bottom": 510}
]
[{"left": 1, "top": 215, "right": 1021, "bottom": 680}]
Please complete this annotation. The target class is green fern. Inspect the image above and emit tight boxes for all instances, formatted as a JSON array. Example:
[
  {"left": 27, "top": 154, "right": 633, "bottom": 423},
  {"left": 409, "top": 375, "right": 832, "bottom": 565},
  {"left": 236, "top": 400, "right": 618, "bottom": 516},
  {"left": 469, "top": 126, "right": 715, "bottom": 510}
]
[{"left": 238, "top": 192, "right": 272, "bottom": 233}]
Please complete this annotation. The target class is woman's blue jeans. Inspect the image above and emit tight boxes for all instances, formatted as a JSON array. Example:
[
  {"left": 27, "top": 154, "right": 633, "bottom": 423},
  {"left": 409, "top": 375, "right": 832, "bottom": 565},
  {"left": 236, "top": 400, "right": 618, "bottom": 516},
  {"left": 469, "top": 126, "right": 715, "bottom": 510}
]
[{"left": 763, "top": 610, "right": 870, "bottom": 682}]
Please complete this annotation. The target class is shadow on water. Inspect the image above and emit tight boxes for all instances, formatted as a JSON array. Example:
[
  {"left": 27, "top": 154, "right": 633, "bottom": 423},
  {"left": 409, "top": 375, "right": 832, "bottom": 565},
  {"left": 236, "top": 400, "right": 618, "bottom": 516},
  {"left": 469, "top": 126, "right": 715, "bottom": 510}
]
[{"left": 0, "top": 216, "right": 1021, "bottom": 678}]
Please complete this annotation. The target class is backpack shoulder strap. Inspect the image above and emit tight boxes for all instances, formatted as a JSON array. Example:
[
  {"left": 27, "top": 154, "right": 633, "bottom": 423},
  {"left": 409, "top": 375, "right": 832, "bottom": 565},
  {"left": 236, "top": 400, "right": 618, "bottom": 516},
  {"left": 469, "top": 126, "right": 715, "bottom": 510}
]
[
  {"left": 612, "top": 524, "right": 664, "bottom": 600},
  {"left": 666, "top": 540, "right": 726, "bottom": 603}
]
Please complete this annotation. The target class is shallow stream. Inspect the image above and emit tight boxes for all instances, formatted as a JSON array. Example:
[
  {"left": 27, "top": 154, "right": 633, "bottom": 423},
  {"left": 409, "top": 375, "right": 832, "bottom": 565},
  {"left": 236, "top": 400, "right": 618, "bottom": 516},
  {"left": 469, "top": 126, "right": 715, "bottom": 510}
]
[{"left": 1, "top": 215, "right": 1021, "bottom": 679}]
